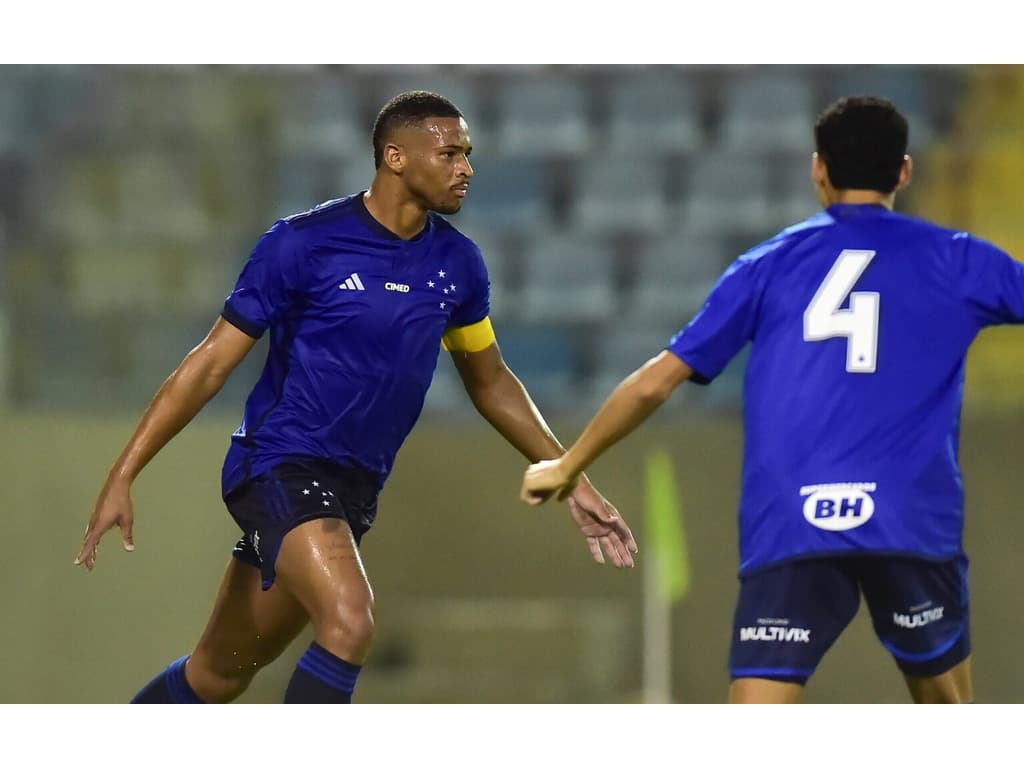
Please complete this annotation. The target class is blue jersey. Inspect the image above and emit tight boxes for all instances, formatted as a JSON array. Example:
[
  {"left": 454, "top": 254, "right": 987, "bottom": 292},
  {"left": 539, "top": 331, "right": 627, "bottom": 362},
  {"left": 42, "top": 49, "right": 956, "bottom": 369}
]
[
  {"left": 220, "top": 193, "right": 489, "bottom": 496},
  {"left": 669, "top": 203, "right": 1024, "bottom": 574}
]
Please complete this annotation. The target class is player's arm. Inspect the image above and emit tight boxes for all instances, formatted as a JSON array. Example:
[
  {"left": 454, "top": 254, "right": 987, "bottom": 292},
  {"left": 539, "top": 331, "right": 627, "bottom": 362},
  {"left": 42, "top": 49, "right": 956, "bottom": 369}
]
[
  {"left": 520, "top": 350, "right": 693, "bottom": 505},
  {"left": 75, "top": 317, "right": 257, "bottom": 571},
  {"left": 445, "top": 318, "right": 638, "bottom": 567}
]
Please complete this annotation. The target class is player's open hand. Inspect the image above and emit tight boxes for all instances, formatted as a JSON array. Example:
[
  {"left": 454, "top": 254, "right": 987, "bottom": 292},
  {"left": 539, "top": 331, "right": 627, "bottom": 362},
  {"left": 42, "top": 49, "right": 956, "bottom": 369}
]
[
  {"left": 75, "top": 480, "right": 136, "bottom": 571},
  {"left": 566, "top": 480, "right": 638, "bottom": 568}
]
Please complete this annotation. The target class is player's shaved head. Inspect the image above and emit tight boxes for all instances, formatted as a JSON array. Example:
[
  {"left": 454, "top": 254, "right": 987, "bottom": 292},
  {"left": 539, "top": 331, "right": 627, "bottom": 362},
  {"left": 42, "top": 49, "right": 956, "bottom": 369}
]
[
  {"left": 372, "top": 91, "right": 463, "bottom": 168},
  {"left": 815, "top": 96, "right": 908, "bottom": 194}
]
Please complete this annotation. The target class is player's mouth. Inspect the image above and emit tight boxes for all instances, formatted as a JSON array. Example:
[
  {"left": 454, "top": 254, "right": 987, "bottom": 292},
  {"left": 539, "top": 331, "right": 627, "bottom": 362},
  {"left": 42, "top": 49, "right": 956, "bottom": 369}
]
[{"left": 452, "top": 183, "right": 469, "bottom": 198}]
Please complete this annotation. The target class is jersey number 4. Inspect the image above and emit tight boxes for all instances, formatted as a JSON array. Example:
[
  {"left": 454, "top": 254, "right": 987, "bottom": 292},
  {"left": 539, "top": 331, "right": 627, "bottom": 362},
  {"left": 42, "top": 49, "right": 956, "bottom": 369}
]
[{"left": 803, "top": 249, "right": 879, "bottom": 373}]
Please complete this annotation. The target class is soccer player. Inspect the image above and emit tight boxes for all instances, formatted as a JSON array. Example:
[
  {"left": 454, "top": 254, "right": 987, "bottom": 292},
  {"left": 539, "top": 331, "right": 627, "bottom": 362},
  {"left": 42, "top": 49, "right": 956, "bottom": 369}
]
[
  {"left": 520, "top": 96, "right": 1024, "bottom": 704},
  {"left": 74, "top": 91, "right": 638, "bottom": 704}
]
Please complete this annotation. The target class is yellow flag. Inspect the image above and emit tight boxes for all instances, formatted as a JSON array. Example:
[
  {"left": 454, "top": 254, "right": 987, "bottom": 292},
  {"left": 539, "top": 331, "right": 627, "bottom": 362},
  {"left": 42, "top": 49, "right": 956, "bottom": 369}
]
[{"left": 645, "top": 449, "right": 690, "bottom": 603}]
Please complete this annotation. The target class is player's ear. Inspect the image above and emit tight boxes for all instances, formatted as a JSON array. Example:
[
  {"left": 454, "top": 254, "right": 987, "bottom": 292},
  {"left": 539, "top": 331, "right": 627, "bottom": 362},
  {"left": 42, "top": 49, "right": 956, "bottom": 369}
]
[
  {"left": 896, "top": 154, "right": 913, "bottom": 191},
  {"left": 383, "top": 142, "right": 406, "bottom": 174},
  {"left": 811, "top": 152, "right": 828, "bottom": 186}
]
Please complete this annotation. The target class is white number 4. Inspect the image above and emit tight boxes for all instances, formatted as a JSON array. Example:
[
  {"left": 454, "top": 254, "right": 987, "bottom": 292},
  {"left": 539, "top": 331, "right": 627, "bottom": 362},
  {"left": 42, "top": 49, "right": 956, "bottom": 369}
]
[{"left": 803, "top": 249, "right": 879, "bottom": 373}]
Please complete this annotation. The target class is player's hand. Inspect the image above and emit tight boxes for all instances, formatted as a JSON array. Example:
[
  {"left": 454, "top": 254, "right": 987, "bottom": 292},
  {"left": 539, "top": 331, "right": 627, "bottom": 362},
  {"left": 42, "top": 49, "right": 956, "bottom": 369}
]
[
  {"left": 520, "top": 457, "right": 578, "bottom": 505},
  {"left": 566, "top": 480, "right": 638, "bottom": 569},
  {"left": 75, "top": 479, "right": 136, "bottom": 571}
]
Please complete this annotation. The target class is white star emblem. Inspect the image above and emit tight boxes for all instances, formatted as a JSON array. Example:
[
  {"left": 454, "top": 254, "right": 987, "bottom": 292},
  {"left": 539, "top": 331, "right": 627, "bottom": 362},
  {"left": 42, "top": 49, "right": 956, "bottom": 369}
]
[
  {"left": 302, "top": 489, "right": 310, "bottom": 495},
  {"left": 440, "top": 302, "right": 446, "bottom": 309},
  {"left": 438, "top": 270, "right": 446, "bottom": 278},
  {"left": 328, "top": 491, "right": 334, "bottom": 497},
  {"left": 443, "top": 288, "right": 449, "bottom": 295},
  {"left": 312, "top": 481, "right": 319, "bottom": 487},
  {"left": 427, "top": 280, "right": 435, "bottom": 288},
  {"left": 449, "top": 284, "right": 456, "bottom": 291},
  {"left": 322, "top": 500, "right": 330, "bottom": 506}
]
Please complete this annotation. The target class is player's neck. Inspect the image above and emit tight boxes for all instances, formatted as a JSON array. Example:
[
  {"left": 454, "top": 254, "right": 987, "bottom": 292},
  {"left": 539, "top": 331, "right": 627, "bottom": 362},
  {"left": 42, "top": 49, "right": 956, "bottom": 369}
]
[
  {"left": 362, "top": 183, "right": 428, "bottom": 240},
  {"left": 828, "top": 188, "right": 896, "bottom": 210}
]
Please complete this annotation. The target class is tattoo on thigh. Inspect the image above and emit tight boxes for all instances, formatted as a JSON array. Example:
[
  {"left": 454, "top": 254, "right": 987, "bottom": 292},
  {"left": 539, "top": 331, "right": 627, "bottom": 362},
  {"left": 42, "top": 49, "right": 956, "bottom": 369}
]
[{"left": 321, "top": 518, "right": 343, "bottom": 533}]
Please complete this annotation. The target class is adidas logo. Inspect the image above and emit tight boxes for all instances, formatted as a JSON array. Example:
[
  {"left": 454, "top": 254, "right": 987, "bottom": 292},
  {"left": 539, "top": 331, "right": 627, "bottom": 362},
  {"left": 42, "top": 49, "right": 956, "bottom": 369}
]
[{"left": 338, "top": 273, "right": 365, "bottom": 291}]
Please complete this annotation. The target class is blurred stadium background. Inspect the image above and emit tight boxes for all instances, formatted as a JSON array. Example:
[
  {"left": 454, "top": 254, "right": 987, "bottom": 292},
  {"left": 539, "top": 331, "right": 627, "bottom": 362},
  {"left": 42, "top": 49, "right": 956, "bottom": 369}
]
[{"left": 1, "top": 64, "right": 1022, "bottom": 702}]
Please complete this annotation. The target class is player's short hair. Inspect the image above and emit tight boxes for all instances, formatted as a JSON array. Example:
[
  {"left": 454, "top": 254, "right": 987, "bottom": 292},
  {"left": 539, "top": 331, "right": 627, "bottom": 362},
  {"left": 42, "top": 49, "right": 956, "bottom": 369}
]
[
  {"left": 372, "top": 91, "right": 463, "bottom": 169},
  {"left": 814, "top": 96, "right": 909, "bottom": 194}
]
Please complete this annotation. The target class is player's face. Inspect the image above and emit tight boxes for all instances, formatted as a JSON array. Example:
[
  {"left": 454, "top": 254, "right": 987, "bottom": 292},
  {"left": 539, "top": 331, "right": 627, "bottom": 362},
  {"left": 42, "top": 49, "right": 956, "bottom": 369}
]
[{"left": 401, "top": 117, "right": 474, "bottom": 215}]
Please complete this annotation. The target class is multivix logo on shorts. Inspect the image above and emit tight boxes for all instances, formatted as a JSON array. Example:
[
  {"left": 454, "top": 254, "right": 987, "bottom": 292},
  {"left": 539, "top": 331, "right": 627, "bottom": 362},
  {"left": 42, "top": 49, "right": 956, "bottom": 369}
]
[{"left": 800, "top": 482, "right": 876, "bottom": 531}]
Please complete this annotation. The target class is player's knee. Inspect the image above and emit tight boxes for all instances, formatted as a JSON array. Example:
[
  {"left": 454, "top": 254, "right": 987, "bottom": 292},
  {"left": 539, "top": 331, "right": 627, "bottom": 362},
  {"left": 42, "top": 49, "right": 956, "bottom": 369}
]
[
  {"left": 315, "top": 594, "right": 376, "bottom": 658},
  {"left": 187, "top": 651, "right": 260, "bottom": 703}
]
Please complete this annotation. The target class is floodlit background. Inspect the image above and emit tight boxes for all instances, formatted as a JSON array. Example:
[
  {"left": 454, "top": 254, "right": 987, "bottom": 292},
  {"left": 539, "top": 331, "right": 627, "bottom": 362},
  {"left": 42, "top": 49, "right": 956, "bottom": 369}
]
[{"left": 1, "top": 64, "right": 1022, "bottom": 702}]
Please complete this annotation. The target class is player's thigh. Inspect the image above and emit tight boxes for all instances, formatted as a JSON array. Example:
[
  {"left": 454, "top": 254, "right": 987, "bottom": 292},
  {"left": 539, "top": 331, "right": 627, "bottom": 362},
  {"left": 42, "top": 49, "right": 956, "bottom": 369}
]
[
  {"left": 273, "top": 515, "right": 375, "bottom": 630},
  {"left": 729, "top": 558, "right": 861, "bottom": 695},
  {"left": 191, "top": 556, "right": 309, "bottom": 673},
  {"left": 859, "top": 555, "right": 972, "bottom": 697}
]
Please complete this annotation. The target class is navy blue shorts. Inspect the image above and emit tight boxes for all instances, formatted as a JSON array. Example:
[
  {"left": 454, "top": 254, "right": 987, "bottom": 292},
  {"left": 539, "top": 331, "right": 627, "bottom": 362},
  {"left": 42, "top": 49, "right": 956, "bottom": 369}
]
[
  {"left": 729, "top": 555, "right": 970, "bottom": 685},
  {"left": 225, "top": 459, "right": 379, "bottom": 590}
]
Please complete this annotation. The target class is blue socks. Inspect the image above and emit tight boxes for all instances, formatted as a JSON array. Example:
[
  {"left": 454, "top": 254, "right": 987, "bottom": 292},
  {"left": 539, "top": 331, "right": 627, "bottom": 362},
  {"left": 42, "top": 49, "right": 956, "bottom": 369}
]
[
  {"left": 284, "top": 642, "right": 362, "bottom": 703},
  {"left": 131, "top": 656, "right": 204, "bottom": 704}
]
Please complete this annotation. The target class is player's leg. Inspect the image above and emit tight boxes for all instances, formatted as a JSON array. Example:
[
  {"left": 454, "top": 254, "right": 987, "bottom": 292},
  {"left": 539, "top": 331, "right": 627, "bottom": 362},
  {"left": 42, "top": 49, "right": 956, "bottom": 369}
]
[
  {"left": 861, "top": 555, "right": 973, "bottom": 703},
  {"left": 728, "top": 678, "right": 804, "bottom": 703},
  {"left": 728, "top": 558, "right": 861, "bottom": 703},
  {"left": 233, "top": 460, "right": 380, "bottom": 703},
  {"left": 184, "top": 555, "right": 309, "bottom": 702},
  {"left": 903, "top": 656, "right": 974, "bottom": 703},
  {"left": 131, "top": 542, "right": 309, "bottom": 704},
  {"left": 273, "top": 516, "right": 374, "bottom": 703}
]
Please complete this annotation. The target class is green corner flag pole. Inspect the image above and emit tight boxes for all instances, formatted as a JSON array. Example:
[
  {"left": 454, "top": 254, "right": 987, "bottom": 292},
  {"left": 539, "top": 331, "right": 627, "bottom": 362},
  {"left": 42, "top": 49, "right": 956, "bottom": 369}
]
[{"left": 643, "top": 449, "right": 691, "bottom": 703}]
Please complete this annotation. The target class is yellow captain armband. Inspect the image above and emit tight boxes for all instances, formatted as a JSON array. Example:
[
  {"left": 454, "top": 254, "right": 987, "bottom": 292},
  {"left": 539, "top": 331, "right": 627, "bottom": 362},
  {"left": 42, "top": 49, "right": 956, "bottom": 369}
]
[{"left": 441, "top": 316, "right": 496, "bottom": 353}]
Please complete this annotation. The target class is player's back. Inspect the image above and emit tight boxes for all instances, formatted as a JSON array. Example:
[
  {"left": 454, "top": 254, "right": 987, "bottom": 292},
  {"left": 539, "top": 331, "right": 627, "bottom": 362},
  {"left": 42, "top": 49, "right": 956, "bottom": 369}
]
[{"left": 671, "top": 202, "right": 1024, "bottom": 573}]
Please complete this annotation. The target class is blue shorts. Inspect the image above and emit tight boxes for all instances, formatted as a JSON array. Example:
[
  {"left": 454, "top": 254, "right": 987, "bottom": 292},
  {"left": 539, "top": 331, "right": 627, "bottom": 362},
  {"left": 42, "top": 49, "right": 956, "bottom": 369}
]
[
  {"left": 729, "top": 555, "right": 970, "bottom": 685},
  {"left": 225, "top": 459, "right": 379, "bottom": 590}
]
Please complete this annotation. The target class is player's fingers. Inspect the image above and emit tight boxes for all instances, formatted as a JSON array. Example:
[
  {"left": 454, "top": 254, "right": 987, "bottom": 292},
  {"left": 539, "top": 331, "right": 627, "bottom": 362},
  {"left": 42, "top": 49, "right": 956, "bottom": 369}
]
[
  {"left": 604, "top": 532, "right": 634, "bottom": 569},
  {"left": 613, "top": 519, "right": 640, "bottom": 554},
  {"left": 587, "top": 536, "right": 605, "bottom": 565},
  {"left": 521, "top": 483, "right": 552, "bottom": 505},
  {"left": 74, "top": 541, "right": 96, "bottom": 571},
  {"left": 599, "top": 535, "right": 625, "bottom": 568},
  {"left": 119, "top": 518, "right": 135, "bottom": 552}
]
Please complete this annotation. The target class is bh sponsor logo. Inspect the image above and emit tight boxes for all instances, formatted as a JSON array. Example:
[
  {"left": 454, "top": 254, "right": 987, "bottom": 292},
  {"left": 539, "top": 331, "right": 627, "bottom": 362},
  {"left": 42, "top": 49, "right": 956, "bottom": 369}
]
[{"left": 800, "top": 482, "right": 876, "bottom": 531}]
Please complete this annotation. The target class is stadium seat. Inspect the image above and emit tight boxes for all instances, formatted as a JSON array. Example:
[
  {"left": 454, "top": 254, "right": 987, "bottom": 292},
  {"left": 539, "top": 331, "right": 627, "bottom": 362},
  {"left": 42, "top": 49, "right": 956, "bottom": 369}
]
[
  {"left": 568, "top": 156, "right": 672, "bottom": 236},
  {"left": 518, "top": 231, "right": 616, "bottom": 323},
  {"left": 680, "top": 149, "right": 775, "bottom": 235},
  {"left": 604, "top": 68, "right": 705, "bottom": 156},
  {"left": 624, "top": 228, "right": 728, "bottom": 324},
  {"left": 275, "top": 74, "right": 366, "bottom": 160},
  {"left": 717, "top": 66, "right": 815, "bottom": 155},
  {"left": 493, "top": 72, "right": 593, "bottom": 158}
]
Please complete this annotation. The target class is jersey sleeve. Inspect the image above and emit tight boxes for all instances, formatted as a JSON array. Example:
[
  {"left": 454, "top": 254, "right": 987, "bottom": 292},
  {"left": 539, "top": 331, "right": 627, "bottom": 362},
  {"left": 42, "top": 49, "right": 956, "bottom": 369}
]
[
  {"left": 447, "top": 239, "right": 491, "bottom": 329},
  {"left": 221, "top": 220, "right": 306, "bottom": 339},
  {"left": 956, "top": 233, "right": 1024, "bottom": 328},
  {"left": 667, "top": 252, "right": 763, "bottom": 384}
]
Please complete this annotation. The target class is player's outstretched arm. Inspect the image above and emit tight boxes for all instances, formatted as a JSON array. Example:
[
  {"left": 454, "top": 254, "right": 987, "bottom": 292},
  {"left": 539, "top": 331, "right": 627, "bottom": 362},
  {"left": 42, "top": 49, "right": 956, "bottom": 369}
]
[
  {"left": 74, "top": 317, "right": 257, "bottom": 571},
  {"left": 520, "top": 351, "right": 692, "bottom": 505},
  {"left": 449, "top": 340, "right": 638, "bottom": 567}
]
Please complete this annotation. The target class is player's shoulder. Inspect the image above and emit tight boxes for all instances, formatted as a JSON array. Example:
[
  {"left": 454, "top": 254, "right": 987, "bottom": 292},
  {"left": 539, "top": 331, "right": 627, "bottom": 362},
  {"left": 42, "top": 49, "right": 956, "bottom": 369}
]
[
  {"left": 735, "top": 211, "right": 835, "bottom": 267},
  {"left": 284, "top": 194, "right": 362, "bottom": 232}
]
